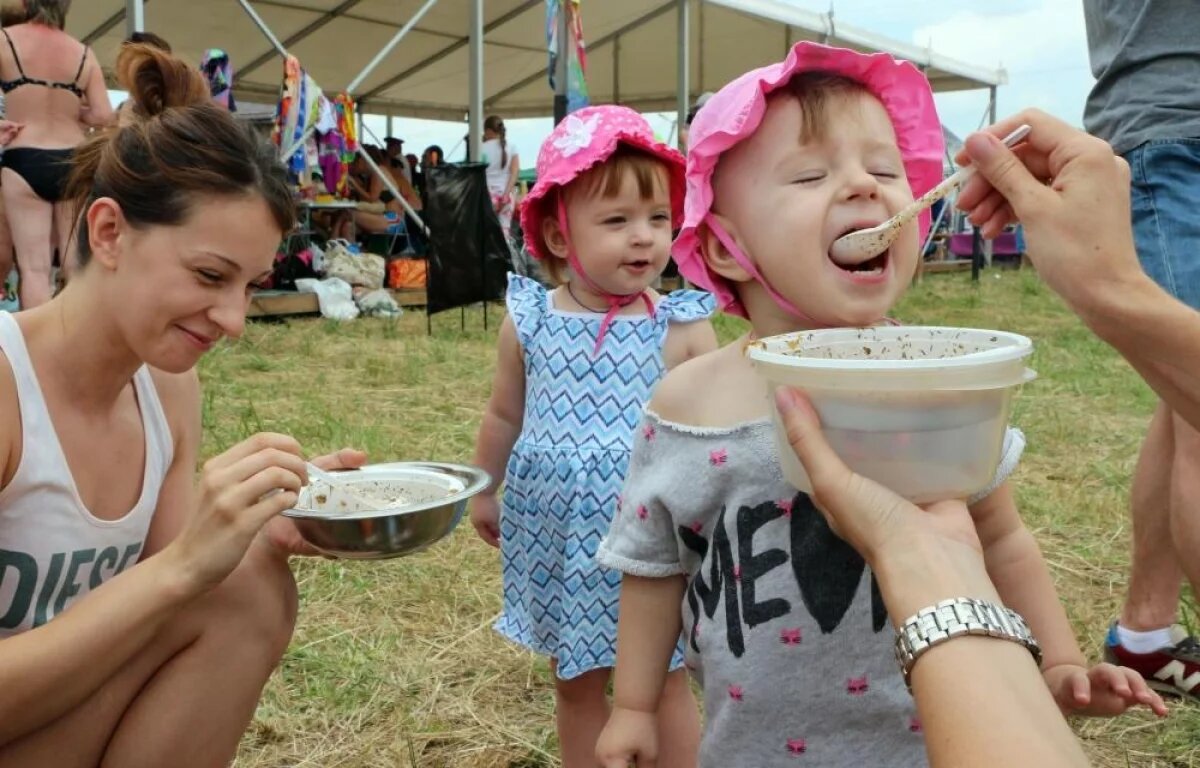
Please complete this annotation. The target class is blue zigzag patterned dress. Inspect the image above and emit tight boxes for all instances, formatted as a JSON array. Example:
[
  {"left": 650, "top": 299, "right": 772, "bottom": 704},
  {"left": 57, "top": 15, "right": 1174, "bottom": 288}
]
[{"left": 495, "top": 273, "right": 715, "bottom": 679}]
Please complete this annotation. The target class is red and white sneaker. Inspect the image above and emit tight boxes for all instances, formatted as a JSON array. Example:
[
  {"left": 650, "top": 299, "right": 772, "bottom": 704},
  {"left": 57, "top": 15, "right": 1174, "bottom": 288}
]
[{"left": 1104, "top": 622, "right": 1200, "bottom": 700}]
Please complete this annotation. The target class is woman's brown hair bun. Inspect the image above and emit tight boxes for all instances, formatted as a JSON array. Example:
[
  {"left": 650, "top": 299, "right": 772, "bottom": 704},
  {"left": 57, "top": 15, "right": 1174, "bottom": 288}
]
[{"left": 117, "top": 42, "right": 209, "bottom": 118}]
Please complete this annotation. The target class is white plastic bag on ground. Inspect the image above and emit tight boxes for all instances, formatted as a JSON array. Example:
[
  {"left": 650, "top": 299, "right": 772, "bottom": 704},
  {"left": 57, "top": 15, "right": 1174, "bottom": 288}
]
[
  {"left": 295, "top": 277, "right": 359, "bottom": 320},
  {"left": 355, "top": 288, "right": 402, "bottom": 318}
]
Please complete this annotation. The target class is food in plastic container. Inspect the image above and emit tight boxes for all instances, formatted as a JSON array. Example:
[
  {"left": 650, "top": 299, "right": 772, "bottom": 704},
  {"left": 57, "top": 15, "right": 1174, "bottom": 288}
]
[{"left": 748, "top": 327, "right": 1035, "bottom": 504}]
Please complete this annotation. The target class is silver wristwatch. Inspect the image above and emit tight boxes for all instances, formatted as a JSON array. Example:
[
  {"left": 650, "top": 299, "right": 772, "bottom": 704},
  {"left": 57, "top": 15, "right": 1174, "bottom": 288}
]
[{"left": 895, "top": 597, "right": 1042, "bottom": 690}]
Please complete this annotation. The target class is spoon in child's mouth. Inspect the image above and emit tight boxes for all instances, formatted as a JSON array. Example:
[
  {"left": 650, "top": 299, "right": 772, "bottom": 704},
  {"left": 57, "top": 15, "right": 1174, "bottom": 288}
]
[{"left": 829, "top": 124, "right": 1032, "bottom": 264}]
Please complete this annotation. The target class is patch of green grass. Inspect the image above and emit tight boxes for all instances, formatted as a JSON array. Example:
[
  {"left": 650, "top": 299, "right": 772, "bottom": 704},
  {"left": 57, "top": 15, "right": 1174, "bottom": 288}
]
[{"left": 208, "top": 270, "right": 1197, "bottom": 767}]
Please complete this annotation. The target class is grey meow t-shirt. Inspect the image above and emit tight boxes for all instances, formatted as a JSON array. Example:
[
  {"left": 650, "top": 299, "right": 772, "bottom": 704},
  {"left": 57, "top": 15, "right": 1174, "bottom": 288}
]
[{"left": 598, "top": 412, "right": 1024, "bottom": 768}]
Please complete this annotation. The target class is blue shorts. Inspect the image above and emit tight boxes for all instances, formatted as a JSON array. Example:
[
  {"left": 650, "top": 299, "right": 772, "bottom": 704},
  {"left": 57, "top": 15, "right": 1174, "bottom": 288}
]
[
  {"left": 383, "top": 211, "right": 406, "bottom": 235},
  {"left": 1126, "top": 139, "right": 1200, "bottom": 309}
]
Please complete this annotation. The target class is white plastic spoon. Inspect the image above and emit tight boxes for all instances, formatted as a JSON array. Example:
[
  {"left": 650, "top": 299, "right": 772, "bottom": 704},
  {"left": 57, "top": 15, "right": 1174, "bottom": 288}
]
[
  {"left": 304, "top": 462, "right": 393, "bottom": 513},
  {"left": 829, "top": 124, "right": 1032, "bottom": 263}
]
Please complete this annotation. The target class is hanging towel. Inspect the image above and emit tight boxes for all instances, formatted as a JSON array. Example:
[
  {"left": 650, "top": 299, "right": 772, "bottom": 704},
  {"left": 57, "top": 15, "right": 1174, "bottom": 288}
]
[{"left": 200, "top": 48, "right": 237, "bottom": 111}]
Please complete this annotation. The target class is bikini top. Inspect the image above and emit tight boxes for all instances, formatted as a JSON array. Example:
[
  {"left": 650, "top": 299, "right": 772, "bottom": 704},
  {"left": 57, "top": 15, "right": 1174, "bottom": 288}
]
[{"left": 0, "top": 29, "right": 87, "bottom": 98}]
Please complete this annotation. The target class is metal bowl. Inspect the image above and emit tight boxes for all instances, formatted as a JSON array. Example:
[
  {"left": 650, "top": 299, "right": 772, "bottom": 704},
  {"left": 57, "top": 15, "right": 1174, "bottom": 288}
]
[{"left": 283, "top": 462, "right": 491, "bottom": 560}]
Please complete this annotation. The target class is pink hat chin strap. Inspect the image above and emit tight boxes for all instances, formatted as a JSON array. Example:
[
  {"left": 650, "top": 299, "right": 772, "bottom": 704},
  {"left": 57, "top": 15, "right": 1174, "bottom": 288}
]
[
  {"left": 557, "top": 199, "right": 656, "bottom": 354},
  {"left": 705, "top": 216, "right": 896, "bottom": 330},
  {"left": 705, "top": 215, "right": 817, "bottom": 325}
]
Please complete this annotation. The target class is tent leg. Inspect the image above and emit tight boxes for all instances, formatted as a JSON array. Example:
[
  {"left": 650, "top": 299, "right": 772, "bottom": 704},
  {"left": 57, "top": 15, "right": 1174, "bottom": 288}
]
[
  {"left": 983, "top": 86, "right": 998, "bottom": 271},
  {"left": 613, "top": 34, "right": 620, "bottom": 103},
  {"left": 469, "top": 0, "right": 485, "bottom": 159},
  {"left": 971, "top": 227, "right": 982, "bottom": 283},
  {"left": 676, "top": 0, "right": 690, "bottom": 151},
  {"left": 552, "top": 0, "right": 569, "bottom": 123}
]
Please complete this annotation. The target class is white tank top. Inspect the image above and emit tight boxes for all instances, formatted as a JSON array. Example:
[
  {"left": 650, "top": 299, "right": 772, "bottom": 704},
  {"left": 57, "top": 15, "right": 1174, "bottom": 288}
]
[{"left": 0, "top": 312, "right": 173, "bottom": 637}]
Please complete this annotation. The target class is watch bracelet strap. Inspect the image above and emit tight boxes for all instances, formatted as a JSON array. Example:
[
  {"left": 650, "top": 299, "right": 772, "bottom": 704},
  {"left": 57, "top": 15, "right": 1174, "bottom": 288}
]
[{"left": 895, "top": 597, "right": 1042, "bottom": 690}]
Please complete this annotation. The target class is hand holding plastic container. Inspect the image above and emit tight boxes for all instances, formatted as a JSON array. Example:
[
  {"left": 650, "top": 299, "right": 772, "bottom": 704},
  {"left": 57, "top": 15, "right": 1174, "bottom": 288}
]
[{"left": 748, "top": 327, "right": 1034, "bottom": 504}]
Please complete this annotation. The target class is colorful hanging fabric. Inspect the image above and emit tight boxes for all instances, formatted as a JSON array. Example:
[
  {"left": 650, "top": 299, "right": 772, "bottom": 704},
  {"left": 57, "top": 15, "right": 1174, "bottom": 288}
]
[
  {"left": 200, "top": 48, "right": 236, "bottom": 111},
  {"left": 332, "top": 93, "right": 359, "bottom": 161},
  {"left": 546, "top": 1, "right": 588, "bottom": 114},
  {"left": 545, "top": 0, "right": 560, "bottom": 90},
  {"left": 566, "top": 1, "right": 589, "bottom": 113},
  {"left": 272, "top": 55, "right": 324, "bottom": 184}
]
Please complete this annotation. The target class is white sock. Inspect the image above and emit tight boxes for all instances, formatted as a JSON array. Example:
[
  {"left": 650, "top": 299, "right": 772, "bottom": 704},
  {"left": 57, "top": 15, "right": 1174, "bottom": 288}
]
[{"left": 1116, "top": 624, "right": 1174, "bottom": 653}]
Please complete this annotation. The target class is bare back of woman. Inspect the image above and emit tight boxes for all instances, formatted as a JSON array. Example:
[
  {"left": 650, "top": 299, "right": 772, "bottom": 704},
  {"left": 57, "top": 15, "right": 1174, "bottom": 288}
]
[{"left": 0, "top": 6, "right": 112, "bottom": 310}]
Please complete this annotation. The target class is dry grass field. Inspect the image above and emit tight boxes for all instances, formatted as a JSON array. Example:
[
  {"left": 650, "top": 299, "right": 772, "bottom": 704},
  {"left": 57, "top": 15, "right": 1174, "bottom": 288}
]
[{"left": 202, "top": 270, "right": 1197, "bottom": 767}]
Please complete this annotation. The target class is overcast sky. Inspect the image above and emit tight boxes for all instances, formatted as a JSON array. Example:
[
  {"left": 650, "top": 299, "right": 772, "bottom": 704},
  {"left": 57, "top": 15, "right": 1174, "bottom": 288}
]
[{"left": 366, "top": 0, "right": 1094, "bottom": 165}]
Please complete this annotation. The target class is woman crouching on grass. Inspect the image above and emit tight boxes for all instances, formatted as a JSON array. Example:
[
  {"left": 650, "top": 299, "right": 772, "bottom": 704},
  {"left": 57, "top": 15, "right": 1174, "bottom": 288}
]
[{"left": 0, "top": 43, "right": 364, "bottom": 767}]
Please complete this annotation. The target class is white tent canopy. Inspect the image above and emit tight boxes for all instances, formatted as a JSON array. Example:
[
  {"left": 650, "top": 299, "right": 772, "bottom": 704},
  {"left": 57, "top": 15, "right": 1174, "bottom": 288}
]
[{"left": 68, "top": 0, "right": 1007, "bottom": 122}]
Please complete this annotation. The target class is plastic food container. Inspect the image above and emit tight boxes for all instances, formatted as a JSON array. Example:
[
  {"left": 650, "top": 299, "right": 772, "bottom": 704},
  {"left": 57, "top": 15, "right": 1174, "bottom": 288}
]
[{"left": 748, "top": 327, "right": 1034, "bottom": 504}]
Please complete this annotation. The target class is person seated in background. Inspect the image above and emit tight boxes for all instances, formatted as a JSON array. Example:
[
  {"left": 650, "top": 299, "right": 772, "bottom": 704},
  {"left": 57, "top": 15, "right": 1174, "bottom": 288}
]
[
  {"left": 336, "top": 147, "right": 421, "bottom": 248},
  {"left": 417, "top": 144, "right": 444, "bottom": 201},
  {"left": 405, "top": 151, "right": 420, "bottom": 189},
  {"left": 384, "top": 136, "right": 411, "bottom": 183}
]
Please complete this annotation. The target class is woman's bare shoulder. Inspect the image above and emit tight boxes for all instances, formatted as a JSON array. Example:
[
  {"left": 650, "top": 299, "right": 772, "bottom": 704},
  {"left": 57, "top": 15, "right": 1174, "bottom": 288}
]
[
  {"left": 146, "top": 367, "right": 201, "bottom": 451},
  {"left": 0, "top": 349, "right": 19, "bottom": 491}
]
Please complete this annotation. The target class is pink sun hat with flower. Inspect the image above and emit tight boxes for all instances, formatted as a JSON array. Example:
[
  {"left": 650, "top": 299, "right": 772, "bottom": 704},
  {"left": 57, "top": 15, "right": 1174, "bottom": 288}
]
[
  {"left": 674, "top": 42, "right": 945, "bottom": 319},
  {"left": 520, "top": 105, "right": 686, "bottom": 262}
]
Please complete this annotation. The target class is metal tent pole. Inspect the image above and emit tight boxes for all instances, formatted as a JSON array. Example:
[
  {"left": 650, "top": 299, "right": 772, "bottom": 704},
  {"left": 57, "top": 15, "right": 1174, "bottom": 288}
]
[
  {"left": 347, "top": 0, "right": 440, "bottom": 93},
  {"left": 125, "top": 0, "right": 144, "bottom": 37},
  {"left": 468, "top": 0, "right": 485, "bottom": 157},
  {"left": 676, "top": 0, "right": 690, "bottom": 151},
  {"left": 552, "top": 1, "right": 569, "bottom": 124},
  {"left": 236, "top": 0, "right": 289, "bottom": 58}
]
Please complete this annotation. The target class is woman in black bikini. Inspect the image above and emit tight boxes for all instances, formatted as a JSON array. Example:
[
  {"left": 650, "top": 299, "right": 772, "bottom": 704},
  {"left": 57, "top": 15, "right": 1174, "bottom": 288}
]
[{"left": 0, "top": 0, "right": 112, "bottom": 309}]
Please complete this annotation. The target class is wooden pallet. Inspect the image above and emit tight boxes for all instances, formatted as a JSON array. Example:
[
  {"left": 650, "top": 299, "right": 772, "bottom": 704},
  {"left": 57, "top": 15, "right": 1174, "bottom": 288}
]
[
  {"left": 921, "top": 259, "right": 973, "bottom": 274},
  {"left": 249, "top": 277, "right": 684, "bottom": 319},
  {"left": 247, "top": 288, "right": 428, "bottom": 318}
]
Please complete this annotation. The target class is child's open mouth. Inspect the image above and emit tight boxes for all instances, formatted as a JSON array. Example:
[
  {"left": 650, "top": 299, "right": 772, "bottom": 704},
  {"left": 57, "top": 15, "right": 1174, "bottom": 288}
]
[
  {"left": 828, "top": 225, "right": 890, "bottom": 278},
  {"left": 623, "top": 259, "right": 652, "bottom": 271}
]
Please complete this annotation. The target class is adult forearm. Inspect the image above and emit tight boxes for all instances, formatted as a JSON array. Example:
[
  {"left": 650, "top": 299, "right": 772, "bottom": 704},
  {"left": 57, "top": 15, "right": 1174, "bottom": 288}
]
[
  {"left": 1076, "top": 274, "right": 1200, "bottom": 430},
  {"left": 611, "top": 575, "right": 685, "bottom": 712},
  {"left": 874, "top": 539, "right": 1088, "bottom": 768},
  {"left": 914, "top": 637, "right": 1089, "bottom": 768},
  {"left": 0, "top": 553, "right": 200, "bottom": 745}
]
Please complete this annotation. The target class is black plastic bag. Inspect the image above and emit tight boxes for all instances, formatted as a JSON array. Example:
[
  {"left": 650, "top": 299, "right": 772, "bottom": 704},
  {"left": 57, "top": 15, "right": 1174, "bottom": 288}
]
[
  {"left": 270, "top": 247, "right": 317, "bottom": 291},
  {"left": 423, "top": 163, "right": 511, "bottom": 314}
]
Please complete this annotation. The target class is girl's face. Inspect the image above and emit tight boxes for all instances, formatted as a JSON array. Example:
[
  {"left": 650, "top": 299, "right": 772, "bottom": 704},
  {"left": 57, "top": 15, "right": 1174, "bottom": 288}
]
[
  {"left": 547, "top": 165, "right": 673, "bottom": 298},
  {"left": 94, "top": 194, "right": 281, "bottom": 373},
  {"left": 708, "top": 90, "right": 918, "bottom": 333}
]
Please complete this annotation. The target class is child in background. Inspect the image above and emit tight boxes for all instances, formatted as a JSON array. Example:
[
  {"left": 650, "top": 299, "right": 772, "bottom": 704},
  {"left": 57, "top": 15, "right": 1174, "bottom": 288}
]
[
  {"left": 595, "top": 43, "right": 1166, "bottom": 768},
  {"left": 470, "top": 105, "right": 717, "bottom": 766}
]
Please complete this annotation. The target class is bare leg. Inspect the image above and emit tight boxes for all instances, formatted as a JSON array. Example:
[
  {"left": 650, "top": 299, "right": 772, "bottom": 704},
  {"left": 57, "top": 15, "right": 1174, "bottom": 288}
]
[
  {"left": 655, "top": 669, "right": 702, "bottom": 768},
  {"left": 0, "top": 189, "right": 13, "bottom": 289},
  {"left": 1170, "top": 412, "right": 1200, "bottom": 599},
  {"left": 0, "top": 540, "right": 298, "bottom": 768},
  {"left": 1121, "top": 402, "right": 1184, "bottom": 631},
  {"left": 52, "top": 200, "right": 76, "bottom": 289},
  {"left": 550, "top": 661, "right": 612, "bottom": 768},
  {"left": 1, "top": 170, "right": 54, "bottom": 309}
]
